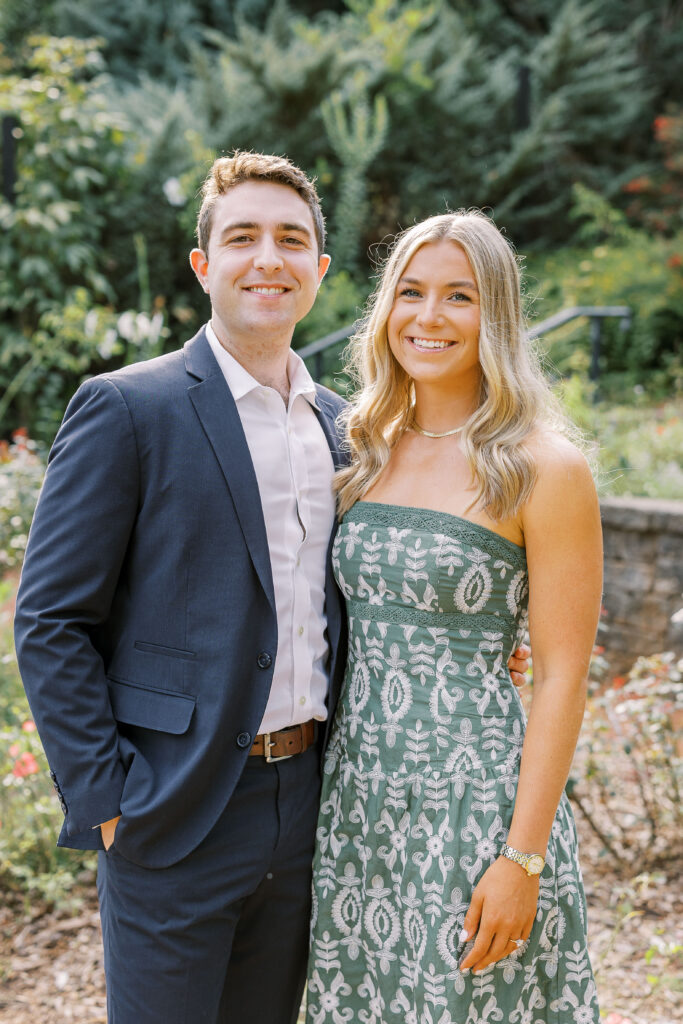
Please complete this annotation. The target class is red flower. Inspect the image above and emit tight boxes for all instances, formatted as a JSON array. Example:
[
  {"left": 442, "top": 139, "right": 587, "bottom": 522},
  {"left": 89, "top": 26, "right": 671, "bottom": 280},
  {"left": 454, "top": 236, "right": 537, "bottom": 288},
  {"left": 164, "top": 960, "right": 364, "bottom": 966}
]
[
  {"left": 12, "top": 752, "right": 39, "bottom": 777},
  {"left": 9, "top": 742, "right": 20, "bottom": 757},
  {"left": 653, "top": 115, "right": 672, "bottom": 142},
  {"left": 21, "top": 720, "right": 36, "bottom": 733},
  {"left": 623, "top": 176, "right": 651, "bottom": 194},
  {"left": 612, "top": 676, "right": 626, "bottom": 690},
  {"left": 667, "top": 253, "right": 682, "bottom": 268}
]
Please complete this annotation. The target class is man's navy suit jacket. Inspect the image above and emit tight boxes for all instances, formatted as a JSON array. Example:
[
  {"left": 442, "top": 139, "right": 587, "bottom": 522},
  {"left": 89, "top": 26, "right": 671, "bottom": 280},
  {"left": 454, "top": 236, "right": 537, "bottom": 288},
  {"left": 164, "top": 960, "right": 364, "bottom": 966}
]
[{"left": 14, "top": 328, "right": 348, "bottom": 869}]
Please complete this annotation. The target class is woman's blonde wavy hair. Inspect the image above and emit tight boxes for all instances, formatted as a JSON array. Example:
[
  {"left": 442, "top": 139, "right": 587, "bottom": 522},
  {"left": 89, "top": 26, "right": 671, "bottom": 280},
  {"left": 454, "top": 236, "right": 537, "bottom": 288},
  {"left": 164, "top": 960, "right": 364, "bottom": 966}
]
[{"left": 336, "top": 210, "right": 571, "bottom": 521}]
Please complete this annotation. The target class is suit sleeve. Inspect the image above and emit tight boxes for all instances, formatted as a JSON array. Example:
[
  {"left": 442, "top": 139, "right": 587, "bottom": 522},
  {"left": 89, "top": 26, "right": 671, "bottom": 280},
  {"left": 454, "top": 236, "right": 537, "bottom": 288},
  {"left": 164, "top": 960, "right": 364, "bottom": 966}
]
[{"left": 14, "top": 376, "right": 140, "bottom": 835}]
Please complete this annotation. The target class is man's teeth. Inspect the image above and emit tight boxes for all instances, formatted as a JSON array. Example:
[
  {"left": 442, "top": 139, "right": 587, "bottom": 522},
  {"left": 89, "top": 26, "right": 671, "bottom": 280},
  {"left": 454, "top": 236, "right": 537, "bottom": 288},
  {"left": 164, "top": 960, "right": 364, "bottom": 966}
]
[
  {"left": 410, "top": 338, "right": 454, "bottom": 349},
  {"left": 248, "top": 287, "right": 286, "bottom": 295}
]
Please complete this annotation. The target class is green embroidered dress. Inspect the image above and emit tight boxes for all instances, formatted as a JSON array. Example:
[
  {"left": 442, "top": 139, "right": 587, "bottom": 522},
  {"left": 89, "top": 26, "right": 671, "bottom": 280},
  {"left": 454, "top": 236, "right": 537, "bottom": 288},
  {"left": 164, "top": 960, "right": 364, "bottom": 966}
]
[{"left": 306, "top": 502, "right": 599, "bottom": 1024}]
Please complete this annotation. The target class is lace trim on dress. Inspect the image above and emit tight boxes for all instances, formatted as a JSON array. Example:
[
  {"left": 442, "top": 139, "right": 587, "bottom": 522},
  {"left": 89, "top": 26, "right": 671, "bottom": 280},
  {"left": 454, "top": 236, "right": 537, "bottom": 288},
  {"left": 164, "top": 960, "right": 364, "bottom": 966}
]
[
  {"left": 347, "top": 600, "right": 516, "bottom": 633},
  {"left": 350, "top": 501, "right": 527, "bottom": 568}
]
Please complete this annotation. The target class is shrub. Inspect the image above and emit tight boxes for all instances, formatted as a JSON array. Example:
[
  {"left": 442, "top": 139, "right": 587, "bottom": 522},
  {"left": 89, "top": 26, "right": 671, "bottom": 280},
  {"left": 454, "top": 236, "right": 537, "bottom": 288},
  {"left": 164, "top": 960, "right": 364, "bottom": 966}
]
[
  {"left": 567, "top": 652, "right": 683, "bottom": 872},
  {"left": 0, "top": 581, "right": 94, "bottom": 909},
  {"left": 0, "top": 431, "right": 45, "bottom": 572},
  {"left": 557, "top": 376, "right": 683, "bottom": 500},
  {"left": 525, "top": 188, "right": 683, "bottom": 396}
]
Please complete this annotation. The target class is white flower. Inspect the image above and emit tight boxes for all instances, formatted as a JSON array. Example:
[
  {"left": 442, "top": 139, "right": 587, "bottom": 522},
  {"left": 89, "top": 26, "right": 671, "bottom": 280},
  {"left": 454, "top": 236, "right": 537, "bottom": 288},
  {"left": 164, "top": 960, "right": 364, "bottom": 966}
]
[{"left": 162, "top": 177, "right": 185, "bottom": 206}]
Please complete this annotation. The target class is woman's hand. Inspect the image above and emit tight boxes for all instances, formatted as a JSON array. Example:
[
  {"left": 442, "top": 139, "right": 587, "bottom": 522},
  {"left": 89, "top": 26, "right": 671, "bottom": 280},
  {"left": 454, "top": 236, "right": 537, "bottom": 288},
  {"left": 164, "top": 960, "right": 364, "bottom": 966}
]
[{"left": 459, "top": 856, "right": 538, "bottom": 974}]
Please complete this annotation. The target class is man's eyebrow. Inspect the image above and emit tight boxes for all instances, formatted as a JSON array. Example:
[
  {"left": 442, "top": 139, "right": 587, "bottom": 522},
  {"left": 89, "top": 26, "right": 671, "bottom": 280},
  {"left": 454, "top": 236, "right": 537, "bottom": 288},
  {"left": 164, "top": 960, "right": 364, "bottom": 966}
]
[
  {"left": 278, "top": 222, "right": 313, "bottom": 238},
  {"left": 398, "top": 275, "right": 478, "bottom": 290},
  {"left": 218, "top": 221, "right": 313, "bottom": 239},
  {"left": 219, "top": 221, "right": 258, "bottom": 237}
]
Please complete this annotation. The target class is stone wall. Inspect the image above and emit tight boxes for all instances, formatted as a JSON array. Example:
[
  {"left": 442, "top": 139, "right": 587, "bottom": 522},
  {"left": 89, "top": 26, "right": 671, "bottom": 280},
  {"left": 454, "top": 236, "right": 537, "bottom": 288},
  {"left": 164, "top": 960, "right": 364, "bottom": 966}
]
[{"left": 600, "top": 497, "right": 683, "bottom": 672}]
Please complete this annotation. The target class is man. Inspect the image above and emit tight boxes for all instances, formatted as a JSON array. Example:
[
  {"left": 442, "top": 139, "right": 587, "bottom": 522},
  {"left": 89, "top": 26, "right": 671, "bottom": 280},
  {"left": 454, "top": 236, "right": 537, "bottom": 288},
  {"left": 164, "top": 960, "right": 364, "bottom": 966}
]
[{"left": 15, "top": 151, "right": 529, "bottom": 1024}]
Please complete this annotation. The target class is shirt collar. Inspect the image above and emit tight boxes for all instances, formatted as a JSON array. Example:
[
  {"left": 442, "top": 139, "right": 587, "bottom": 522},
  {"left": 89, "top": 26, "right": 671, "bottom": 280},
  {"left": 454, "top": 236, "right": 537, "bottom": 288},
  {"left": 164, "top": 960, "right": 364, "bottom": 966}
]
[{"left": 205, "top": 322, "right": 318, "bottom": 409}]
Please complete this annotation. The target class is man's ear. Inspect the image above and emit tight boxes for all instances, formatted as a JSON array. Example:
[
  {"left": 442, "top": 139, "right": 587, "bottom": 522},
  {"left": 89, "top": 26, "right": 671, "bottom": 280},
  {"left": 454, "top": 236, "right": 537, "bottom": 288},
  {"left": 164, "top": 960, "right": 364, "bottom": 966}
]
[
  {"left": 190, "top": 249, "right": 210, "bottom": 293},
  {"left": 317, "top": 254, "right": 332, "bottom": 286}
]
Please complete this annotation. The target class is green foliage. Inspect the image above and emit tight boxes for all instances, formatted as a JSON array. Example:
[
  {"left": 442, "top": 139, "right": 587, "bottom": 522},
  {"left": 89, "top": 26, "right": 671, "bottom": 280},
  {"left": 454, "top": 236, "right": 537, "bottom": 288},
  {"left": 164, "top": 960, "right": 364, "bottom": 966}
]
[
  {"left": 95, "top": 78, "right": 211, "bottom": 329},
  {"left": 0, "top": 582, "right": 93, "bottom": 908},
  {"left": 560, "top": 387, "right": 683, "bottom": 500},
  {"left": 50, "top": 0, "right": 230, "bottom": 81},
  {"left": 0, "top": 434, "right": 45, "bottom": 572},
  {"left": 488, "top": 0, "right": 652, "bottom": 239},
  {"left": 526, "top": 187, "right": 683, "bottom": 392},
  {"left": 321, "top": 82, "right": 388, "bottom": 271},
  {"left": 0, "top": 36, "right": 128, "bottom": 437},
  {"left": 0, "top": 287, "right": 171, "bottom": 443},
  {"left": 0, "top": 1, "right": 678, "bottom": 442},
  {"left": 569, "top": 652, "right": 683, "bottom": 871},
  {"left": 0, "top": 35, "right": 128, "bottom": 311},
  {"left": 188, "top": 0, "right": 354, "bottom": 164},
  {"left": 621, "top": 107, "right": 683, "bottom": 237}
]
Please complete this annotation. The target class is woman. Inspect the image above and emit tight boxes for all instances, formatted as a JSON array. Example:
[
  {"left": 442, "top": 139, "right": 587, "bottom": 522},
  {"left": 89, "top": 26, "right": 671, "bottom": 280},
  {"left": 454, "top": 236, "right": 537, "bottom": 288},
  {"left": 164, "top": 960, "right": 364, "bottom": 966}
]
[{"left": 306, "top": 211, "right": 602, "bottom": 1023}]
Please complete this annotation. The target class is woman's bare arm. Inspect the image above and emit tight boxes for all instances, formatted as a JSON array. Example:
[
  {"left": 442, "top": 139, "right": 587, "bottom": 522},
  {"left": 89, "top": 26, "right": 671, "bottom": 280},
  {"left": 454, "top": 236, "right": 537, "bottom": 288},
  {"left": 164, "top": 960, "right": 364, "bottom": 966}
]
[{"left": 460, "top": 436, "right": 603, "bottom": 973}]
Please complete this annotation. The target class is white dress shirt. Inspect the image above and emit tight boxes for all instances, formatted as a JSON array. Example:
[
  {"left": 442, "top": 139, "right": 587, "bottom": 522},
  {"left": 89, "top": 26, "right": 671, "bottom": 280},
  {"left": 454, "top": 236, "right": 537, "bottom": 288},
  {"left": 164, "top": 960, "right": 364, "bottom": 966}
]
[{"left": 205, "top": 323, "right": 336, "bottom": 733}]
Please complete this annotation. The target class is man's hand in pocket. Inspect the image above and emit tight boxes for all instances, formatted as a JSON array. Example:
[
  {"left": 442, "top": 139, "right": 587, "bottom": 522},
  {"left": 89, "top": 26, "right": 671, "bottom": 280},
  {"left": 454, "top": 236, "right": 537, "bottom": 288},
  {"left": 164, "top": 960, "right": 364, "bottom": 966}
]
[{"left": 100, "top": 815, "right": 121, "bottom": 850}]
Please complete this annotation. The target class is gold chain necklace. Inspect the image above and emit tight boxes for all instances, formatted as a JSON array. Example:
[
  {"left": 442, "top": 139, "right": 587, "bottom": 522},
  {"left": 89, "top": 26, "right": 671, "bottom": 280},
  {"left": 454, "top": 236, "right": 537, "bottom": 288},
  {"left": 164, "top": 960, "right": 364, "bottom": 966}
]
[{"left": 411, "top": 421, "right": 464, "bottom": 438}]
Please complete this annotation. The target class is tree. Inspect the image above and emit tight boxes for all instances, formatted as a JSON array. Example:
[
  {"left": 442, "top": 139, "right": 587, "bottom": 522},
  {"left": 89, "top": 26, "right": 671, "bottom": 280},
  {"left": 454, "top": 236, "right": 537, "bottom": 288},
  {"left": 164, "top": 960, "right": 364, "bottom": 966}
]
[
  {"left": 0, "top": 36, "right": 131, "bottom": 437},
  {"left": 321, "top": 81, "right": 388, "bottom": 271}
]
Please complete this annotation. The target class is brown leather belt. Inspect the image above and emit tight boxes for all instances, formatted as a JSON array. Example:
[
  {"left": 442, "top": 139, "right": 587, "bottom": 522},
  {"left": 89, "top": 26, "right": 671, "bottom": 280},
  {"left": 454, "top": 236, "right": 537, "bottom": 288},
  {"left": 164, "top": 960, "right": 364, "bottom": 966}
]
[{"left": 249, "top": 720, "right": 318, "bottom": 762}]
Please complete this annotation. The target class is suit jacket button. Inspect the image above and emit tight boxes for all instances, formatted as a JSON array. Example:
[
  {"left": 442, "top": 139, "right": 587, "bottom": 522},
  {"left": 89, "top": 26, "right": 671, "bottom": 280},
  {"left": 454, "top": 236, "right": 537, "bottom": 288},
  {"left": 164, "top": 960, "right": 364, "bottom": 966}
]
[
  {"left": 256, "top": 651, "right": 272, "bottom": 669},
  {"left": 236, "top": 732, "right": 252, "bottom": 749}
]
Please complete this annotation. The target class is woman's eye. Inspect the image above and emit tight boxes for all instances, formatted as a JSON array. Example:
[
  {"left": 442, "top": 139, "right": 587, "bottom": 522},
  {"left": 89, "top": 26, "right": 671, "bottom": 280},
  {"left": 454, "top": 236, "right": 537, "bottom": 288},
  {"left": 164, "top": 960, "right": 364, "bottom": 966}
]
[
  {"left": 398, "top": 287, "right": 421, "bottom": 298},
  {"left": 449, "top": 291, "right": 471, "bottom": 302}
]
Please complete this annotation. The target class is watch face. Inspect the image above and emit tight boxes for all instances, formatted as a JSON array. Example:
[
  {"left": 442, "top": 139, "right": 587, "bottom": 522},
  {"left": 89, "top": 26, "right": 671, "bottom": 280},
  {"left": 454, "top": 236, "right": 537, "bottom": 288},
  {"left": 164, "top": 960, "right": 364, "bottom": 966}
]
[{"left": 527, "top": 855, "right": 544, "bottom": 875}]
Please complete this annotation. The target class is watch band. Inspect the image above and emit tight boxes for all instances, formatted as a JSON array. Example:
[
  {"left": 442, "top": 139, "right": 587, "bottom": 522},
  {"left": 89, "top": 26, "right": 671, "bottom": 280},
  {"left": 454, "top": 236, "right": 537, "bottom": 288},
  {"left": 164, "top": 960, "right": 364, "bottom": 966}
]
[{"left": 501, "top": 844, "right": 545, "bottom": 875}]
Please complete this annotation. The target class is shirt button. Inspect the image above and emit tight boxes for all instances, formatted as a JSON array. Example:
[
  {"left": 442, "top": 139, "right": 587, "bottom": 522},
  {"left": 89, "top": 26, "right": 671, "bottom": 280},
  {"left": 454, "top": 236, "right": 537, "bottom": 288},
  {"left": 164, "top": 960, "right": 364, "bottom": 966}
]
[
  {"left": 296, "top": 557, "right": 301, "bottom": 567},
  {"left": 297, "top": 626, "right": 304, "bottom": 636},
  {"left": 256, "top": 651, "right": 272, "bottom": 669},
  {"left": 299, "top": 696, "right": 306, "bottom": 706},
  {"left": 236, "top": 732, "right": 252, "bottom": 749}
]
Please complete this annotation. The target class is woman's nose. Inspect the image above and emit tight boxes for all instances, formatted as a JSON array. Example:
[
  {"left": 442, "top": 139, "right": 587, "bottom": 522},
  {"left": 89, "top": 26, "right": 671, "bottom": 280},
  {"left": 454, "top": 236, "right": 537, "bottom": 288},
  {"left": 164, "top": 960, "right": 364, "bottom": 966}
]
[{"left": 416, "top": 298, "right": 444, "bottom": 327}]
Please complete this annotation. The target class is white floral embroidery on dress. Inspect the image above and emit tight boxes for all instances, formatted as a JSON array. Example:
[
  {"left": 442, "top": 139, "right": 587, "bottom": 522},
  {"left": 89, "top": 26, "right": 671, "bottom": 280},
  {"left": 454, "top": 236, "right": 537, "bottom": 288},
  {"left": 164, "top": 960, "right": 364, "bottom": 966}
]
[{"left": 306, "top": 507, "right": 599, "bottom": 1024}]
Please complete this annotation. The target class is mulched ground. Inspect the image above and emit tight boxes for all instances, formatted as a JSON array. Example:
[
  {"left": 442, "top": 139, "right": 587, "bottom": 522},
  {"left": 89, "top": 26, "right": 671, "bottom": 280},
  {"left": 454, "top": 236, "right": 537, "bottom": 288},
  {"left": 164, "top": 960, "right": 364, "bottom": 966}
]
[{"left": 1, "top": 829, "right": 680, "bottom": 1023}]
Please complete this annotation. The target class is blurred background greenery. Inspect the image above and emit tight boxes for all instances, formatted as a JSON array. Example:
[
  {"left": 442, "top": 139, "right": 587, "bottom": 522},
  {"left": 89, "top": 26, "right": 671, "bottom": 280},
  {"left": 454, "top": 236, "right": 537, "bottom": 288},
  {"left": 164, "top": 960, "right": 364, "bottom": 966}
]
[{"left": 0, "top": 0, "right": 680, "bottom": 464}]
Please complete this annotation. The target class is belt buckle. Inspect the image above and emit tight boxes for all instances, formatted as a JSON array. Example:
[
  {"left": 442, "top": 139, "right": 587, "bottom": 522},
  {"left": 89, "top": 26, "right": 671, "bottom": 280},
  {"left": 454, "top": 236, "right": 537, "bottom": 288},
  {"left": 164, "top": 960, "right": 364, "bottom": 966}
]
[{"left": 264, "top": 731, "right": 294, "bottom": 763}]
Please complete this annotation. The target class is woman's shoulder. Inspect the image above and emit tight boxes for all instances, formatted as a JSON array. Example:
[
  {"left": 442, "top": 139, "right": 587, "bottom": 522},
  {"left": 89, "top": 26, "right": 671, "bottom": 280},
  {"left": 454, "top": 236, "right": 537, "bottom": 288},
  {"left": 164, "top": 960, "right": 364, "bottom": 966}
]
[
  {"left": 523, "top": 427, "right": 597, "bottom": 517},
  {"left": 525, "top": 426, "right": 592, "bottom": 477}
]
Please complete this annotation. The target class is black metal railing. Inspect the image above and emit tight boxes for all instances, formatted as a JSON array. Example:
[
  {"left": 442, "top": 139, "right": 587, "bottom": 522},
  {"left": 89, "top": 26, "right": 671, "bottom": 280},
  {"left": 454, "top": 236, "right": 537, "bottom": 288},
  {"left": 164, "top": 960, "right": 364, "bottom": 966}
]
[{"left": 297, "top": 305, "right": 631, "bottom": 383}]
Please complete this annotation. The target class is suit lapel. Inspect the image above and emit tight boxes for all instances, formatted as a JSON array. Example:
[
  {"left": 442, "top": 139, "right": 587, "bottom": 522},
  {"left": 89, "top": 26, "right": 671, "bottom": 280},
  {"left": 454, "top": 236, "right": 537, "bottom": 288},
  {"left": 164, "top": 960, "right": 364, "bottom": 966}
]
[
  {"left": 313, "top": 386, "right": 346, "bottom": 471},
  {"left": 184, "top": 331, "right": 276, "bottom": 613}
]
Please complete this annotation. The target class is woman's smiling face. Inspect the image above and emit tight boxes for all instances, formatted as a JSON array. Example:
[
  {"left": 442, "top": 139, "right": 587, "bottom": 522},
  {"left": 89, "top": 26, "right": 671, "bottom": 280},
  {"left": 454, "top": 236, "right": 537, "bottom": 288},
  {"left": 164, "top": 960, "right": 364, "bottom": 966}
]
[{"left": 387, "top": 239, "right": 482, "bottom": 393}]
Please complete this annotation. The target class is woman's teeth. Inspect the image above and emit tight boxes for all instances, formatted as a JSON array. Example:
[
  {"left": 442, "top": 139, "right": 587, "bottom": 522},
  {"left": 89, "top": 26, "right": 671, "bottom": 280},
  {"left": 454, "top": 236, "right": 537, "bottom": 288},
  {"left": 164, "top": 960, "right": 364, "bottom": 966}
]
[
  {"left": 409, "top": 338, "right": 454, "bottom": 350},
  {"left": 248, "top": 287, "right": 287, "bottom": 295}
]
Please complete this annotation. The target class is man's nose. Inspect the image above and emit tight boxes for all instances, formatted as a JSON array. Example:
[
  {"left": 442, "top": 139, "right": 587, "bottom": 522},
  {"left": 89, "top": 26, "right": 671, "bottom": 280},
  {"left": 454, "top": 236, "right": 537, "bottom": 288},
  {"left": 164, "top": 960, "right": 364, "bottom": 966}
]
[{"left": 253, "top": 235, "right": 284, "bottom": 273}]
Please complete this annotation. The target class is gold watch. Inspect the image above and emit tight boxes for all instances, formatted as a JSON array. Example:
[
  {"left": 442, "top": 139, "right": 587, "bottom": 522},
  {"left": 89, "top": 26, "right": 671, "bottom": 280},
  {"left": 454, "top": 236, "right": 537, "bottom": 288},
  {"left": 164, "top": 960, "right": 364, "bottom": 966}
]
[{"left": 501, "top": 844, "right": 545, "bottom": 876}]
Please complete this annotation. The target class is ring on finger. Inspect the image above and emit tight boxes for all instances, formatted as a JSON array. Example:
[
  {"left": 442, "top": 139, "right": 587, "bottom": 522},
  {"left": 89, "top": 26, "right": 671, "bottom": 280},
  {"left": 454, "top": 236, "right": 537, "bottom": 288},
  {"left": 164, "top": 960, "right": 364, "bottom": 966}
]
[{"left": 512, "top": 938, "right": 524, "bottom": 949}]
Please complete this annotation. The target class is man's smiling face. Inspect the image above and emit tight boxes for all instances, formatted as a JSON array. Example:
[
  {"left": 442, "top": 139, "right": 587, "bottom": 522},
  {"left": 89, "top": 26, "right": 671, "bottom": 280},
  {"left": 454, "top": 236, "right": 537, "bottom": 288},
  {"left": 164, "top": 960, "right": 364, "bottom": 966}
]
[{"left": 190, "top": 180, "right": 330, "bottom": 353}]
